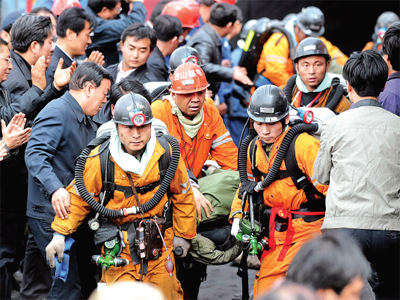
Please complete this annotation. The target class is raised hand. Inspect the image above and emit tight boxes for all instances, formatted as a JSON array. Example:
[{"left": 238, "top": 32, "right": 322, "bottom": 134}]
[
  {"left": 1, "top": 113, "right": 31, "bottom": 149},
  {"left": 83, "top": 50, "right": 105, "bottom": 67},
  {"left": 53, "top": 58, "right": 77, "bottom": 90},
  {"left": 31, "top": 56, "right": 47, "bottom": 91}
]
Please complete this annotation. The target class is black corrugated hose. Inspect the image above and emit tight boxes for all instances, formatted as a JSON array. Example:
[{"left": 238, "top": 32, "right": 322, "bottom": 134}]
[
  {"left": 238, "top": 123, "right": 318, "bottom": 190},
  {"left": 74, "top": 135, "right": 181, "bottom": 217}
]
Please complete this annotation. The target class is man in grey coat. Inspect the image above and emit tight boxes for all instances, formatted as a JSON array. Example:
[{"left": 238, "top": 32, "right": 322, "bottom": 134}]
[{"left": 314, "top": 50, "right": 400, "bottom": 300}]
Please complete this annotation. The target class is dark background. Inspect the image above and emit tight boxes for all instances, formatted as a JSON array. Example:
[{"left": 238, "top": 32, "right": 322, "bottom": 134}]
[{"left": 234, "top": 0, "right": 400, "bottom": 56}]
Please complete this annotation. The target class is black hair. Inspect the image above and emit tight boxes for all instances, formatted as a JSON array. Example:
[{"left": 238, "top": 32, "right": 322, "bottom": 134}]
[
  {"left": 2, "top": 24, "right": 12, "bottom": 34},
  {"left": 149, "top": 0, "right": 172, "bottom": 24},
  {"left": 30, "top": 7, "right": 57, "bottom": 20},
  {"left": 11, "top": 15, "right": 52, "bottom": 53},
  {"left": 209, "top": 2, "right": 238, "bottom": 27},
  {"left": 121, "top": 23, "right": 157, "bottom": 52},
  {"left": 109, "top": 77, "right": 151, "bottom": 106},
  {"left": 153, "top": 15, "right": 182, "bottom": 42},
  {"left": 286, "top": 232, "right": 370, "bottom": 295},
  {"left": 342, "top": 50, "right": 388, "bottom": 97},
  {"left": 0, "top": 39, "right": 9, "bottom": 59},
  {"left": 88, "top": 0, "right": 120, "bottom": 14},
  {"left": 69, "top": 61, "right": 111, "bottom": 90},
  {"left": 201, "top": 0, "right": 215, "bottom": 7},
  {"left": 382, "top": 21, "right": 400, "bottom": 71},
  {"left": 0, "top": 38, "right": 8, "bottom": 49},
  {"left": 235, "top": 6, "right": 243, "bottom": 23},
  {"left": 57, "top": 7, "right": 96, "bottom": 38}
]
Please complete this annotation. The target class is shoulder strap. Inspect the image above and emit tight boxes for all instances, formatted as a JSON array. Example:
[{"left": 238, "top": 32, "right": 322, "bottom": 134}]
[
  {"left": 156, "top": 134, "right": 171, "bottom": 180},
  {"left": 284, "top": 133, "right": 326, "bottom": 211},
  {"left": 99, "top": 139, "right": 115, "bottom": 207},
  {"left": 283, "top": 74, "right": 297, "bottom": 103},
  {"left": 249, "top": 136, "right": 261, "bottom": 179}
]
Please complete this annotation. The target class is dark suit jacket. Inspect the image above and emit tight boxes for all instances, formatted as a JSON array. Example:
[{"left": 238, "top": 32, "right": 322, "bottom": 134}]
[
  {"left": 107, "top": 62, "right": 159, "bottom": 85},
  {"left": 187, "top": 23, "right": 234, "bottom": 95},
  {"left": 0, "top": 51, "right": 63, "bottom": 215},
  {"left": 3, "top": 50, "right": 63, "bottom": 119},
  {"left": 45, "top": 45, "right": 74, "bottom": 93},
  {"left": 85, "top": 2, "right": 146, "bottom": 68},
  {"left": 25, "top": 91, "right": 97, "bottom": 222},
  {"left": 147, "top": 46, "right": 169, "bottom": 81}
]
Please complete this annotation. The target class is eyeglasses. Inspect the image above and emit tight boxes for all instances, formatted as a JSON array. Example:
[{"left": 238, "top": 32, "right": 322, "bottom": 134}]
[{"left": 0, "top": 56, "right": 12, "bottom": 65}]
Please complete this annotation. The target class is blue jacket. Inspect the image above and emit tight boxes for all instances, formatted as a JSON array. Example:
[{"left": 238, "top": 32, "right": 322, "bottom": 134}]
[
  {"left": 379, "top": 72, "right": 400, "bottom": 117},
  {"left": 25, "top": 92, "right": 97, "bottom": 222},
  {"left": 85, "top": 2, "right": 146, "bottom": 67}
]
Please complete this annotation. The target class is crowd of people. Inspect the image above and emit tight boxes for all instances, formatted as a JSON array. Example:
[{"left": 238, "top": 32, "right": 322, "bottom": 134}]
[{"left": 0, "top": 1, "right": 399, "bottom": 300}]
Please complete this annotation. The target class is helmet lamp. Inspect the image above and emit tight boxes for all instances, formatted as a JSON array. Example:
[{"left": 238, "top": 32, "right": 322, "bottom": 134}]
[{"left": 132, "top": 112, "right": 146, "bottom": 127}]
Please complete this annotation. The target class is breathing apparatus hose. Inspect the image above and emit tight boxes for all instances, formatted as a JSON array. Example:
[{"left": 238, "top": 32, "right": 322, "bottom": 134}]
[
  {"left": 238, "top": 130, "right": 258, "bottom": 184},
  {"left": 256, "top": 123, "right": 318, "bottom": 191},
  {"left": 325, "top": 82, "right": 344, "bottom": 111},
  {"left": 284, "top": 75, "right": 344, "bottom": 112},
  {"left": 238, "top": 123, "right": 318, "bottom": 191},
  {"left": 74, "top": 135, "right": 181, "bottom": 218}
]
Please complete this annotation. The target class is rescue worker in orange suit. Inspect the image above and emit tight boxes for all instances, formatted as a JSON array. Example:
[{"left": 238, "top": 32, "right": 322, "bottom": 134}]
[
  {"left": 152, "top": 62, "right": 237, "bottom": 214},
  {"left": 256, "top": 6, "right": 348, "bottom": 88},
  {"left": 45, "top": 93, "right": 197, "bottom": 300},
  {"left": 284, "top": 37, "right": 350, "bottom": 114},
  {"left": 362, "top": 11, "right": 399, "bottom": 55},
  {"left": 152, "top": 62, "right": 238, "bottom": 299},
  {"left": 230, "top": 85, "right": 328, "bottom": 298}
]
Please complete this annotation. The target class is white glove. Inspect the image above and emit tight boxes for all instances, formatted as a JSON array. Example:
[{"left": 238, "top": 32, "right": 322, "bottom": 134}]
[
  {"left": 231, "top": 218, "right": 240, "bottom": 237},
  {"left": 46, "top": 233, "right": 65, "bottom": 268},
  {"left": 173, "top": 236, "right": 191, "bottom": 258}
]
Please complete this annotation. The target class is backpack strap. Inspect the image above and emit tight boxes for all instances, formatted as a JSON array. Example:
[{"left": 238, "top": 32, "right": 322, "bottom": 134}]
[
  {"left": 99, "top": 139, "right": 115, "bottom": 208},
  {"left": 156, "top": 134, "right": 171, "bottom": 180},
  {"left": 284, "top": 133, "right": 326, "bottom": 211},
  {"left": 249, "top": 136, "right": 262, "bottom": 179}
]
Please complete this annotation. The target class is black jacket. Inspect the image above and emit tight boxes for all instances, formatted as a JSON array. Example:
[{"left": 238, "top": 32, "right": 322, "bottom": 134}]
[
  {"left": 107, "top": 62, "right": 159, "bottom": 85},
  {"left": 3, "top": 51, "right": 63, "bottom": 121},
  {"left": 0, "top": 54, "right": 62, "bottom": 215},
  {"left": 85, "top": 3, "right": 146, "bottom": 68},
  {"left": 147, "top": 46, "right": 168, "bottom": 81},
  {"left": 187, "top": 23, "right": 234, "bottom": 95},
  {"left": 45, "top": 45, "right": 74, "bottom": 94}
]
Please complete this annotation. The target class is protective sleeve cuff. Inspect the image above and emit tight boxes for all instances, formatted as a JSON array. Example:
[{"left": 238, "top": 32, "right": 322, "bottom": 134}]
[
  {"left": 54, "top": 232, "right": 66, "bottom": 238},
  {"left": 186, "top": 169, "right": 198, "bottom": 184},
  {"left": 190, "top": 179, "right": 199, "bottom": 190}
]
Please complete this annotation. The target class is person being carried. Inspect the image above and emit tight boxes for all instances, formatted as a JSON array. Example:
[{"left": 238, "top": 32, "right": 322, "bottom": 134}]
[{"left": 152, "top": 62, "right": 238, "bottom": 299}]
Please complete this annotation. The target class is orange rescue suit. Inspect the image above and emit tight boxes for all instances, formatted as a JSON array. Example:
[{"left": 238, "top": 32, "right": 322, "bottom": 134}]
[
  {"left": 230, "top": 128, "right": 328, "bottom": 298},
  {"left": 289, "top": 85, "right": 351, "bottom": 113},
  {"left": 52, "top": 140, "right": 197, "bottom": 300},
  {"left": 257, "top": 33, "right": 348, "bottom": 87},
  {"left": 152, "top": 99, "right": 238, "bottom": 179}
]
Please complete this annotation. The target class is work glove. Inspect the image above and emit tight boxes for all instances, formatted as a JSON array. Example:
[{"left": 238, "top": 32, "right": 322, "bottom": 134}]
[
  {"left": 173, "top": 236, "right": 191, "bottom": 258},
  {"left": 231, "top": 218, "right": 240, "bottom": 237},
  {"left": 46, "top": 233, "right": 65, "bottom": 268},
  {"left": 238, "top": 180, "right": 258, "bottom": 198}
]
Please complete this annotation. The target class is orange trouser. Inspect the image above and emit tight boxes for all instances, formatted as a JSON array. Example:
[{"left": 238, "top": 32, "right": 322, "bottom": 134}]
[
  {"left": 102, "top": 230, "right": 183, "bottom": 300},
  {"left": 107, "top": 255, "right": 183, "bottom": 300},
  {"left": 253, "top": 240, "right": 304, "bottom": 299}
]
